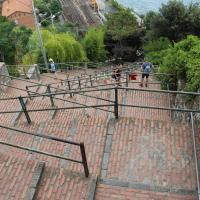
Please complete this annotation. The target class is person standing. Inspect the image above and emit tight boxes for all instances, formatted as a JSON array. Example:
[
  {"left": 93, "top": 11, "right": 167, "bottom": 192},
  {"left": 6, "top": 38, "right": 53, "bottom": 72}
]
[
  {"left": 140, "top": 60, "right": 152, "bottom": 87},
  {"left": 49, "top": 58, "right": 56, "bottom": 73},
  {"left": 115, "top": 63, "right": 122, "bottom": 86}
]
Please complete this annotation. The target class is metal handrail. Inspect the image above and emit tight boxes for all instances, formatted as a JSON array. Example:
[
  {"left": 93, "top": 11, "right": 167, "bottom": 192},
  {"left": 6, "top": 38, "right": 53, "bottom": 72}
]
[
  {"left": 0, "top": 104, "right": 114, "bottom": 114},
  {"left": 1, "top": 85, "right": 200, "bottom": 101},
  {"left": 0, "top": 81, "right": 114, "bottom": 114},
  {"left": 26, "top": 85, "right": 113, "bottom": 114},
  {"left": 119, "top": 103, "right": 200, "bottom": 113},
  {"left": 0, "top": 73, "right": 44, "bottom": 87},
  {"left": 167, "top": 84, "right": 172, "bottom": 120},
  {"left": 119, "top": 87, "right": 200, "bottom": 96},
  {"left": 0, "top": 123, "right": 89, "bottom": 177},
  {"left": 0, "top": 73, "right": 68, "bottom": 96}
]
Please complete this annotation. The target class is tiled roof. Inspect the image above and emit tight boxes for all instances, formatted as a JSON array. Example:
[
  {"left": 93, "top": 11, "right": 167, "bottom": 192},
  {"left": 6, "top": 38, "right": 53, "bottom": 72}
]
[{"left": 2, "top": 0, "right": 32, "bottom": 17}]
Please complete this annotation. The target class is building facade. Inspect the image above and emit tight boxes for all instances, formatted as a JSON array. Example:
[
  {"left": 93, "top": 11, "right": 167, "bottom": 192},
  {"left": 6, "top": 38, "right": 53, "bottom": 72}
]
[{"left": 2, "top": 0, "right": 35, "bottom": 28}]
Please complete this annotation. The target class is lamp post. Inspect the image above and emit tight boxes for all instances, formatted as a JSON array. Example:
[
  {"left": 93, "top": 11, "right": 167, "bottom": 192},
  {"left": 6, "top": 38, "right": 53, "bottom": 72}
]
[{"left": 31, "top": 0, "right": 48, "bottom": 70}]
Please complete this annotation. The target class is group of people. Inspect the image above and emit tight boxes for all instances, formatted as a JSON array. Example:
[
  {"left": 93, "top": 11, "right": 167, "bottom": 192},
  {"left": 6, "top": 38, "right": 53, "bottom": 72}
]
[
  {"left": 48, "top": 57, "right": 153, "bottom": 87},
  {"left": 111, "top": 59, "right": 152, "bottom": 87}
]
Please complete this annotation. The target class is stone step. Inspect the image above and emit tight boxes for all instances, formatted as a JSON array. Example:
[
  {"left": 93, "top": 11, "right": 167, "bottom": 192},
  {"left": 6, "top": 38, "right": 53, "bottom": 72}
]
[{"left": 95, "top": 184, "right": 196, "bottom": 200}]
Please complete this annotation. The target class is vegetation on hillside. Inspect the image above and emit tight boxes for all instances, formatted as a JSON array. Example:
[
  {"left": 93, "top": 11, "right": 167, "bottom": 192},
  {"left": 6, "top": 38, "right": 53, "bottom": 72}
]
[
  {"left": 0, "top": 16, "right": 32, "bottom": 65},
  {"left": 105, "top": 7, "right": 137, "bottom": 42},
  {"left": 81, "top": 28, "right": 107, "bottom": 62},
  {"left": 34, "top": 0, "right": 61, "bottom": 26},
  {"left": 143, "top": 1, "right": 200, "bottom": 92},
  {"left": 23, "top": 30, "right": 86, "bottom": 64},
  {"left": 104, "top": 4, "right": 142, "bottom": 60},
  {"left": 158, "top": 36, "right": 200, "bottom": 92},
  {"left": 143, "top": 1, "right": 200, "bottom": 42},
  {"left": 1, "top": 0, "right": 200, "bottom": 92}
]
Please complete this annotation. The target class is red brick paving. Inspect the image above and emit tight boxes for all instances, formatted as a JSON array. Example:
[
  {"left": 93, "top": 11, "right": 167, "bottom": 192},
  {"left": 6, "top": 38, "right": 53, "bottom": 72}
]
[
  {"left": 95, "top": 184, "right": 196, "bottom": 200},
  {"left": 106, "top": 117, "right": 196, "bottom": 191},
  {"left": 0, "top": 93, "right": 21, "bottom": 126},
  {"left": 0, "top": 69, "right": 198, "bottom": 199},
  {"left": 35, "top": 166, "right": 94, "bottom": 200},
  {"left": 0, "top": 153, "right": 38, "bottom": 200},
  {"left": 66, "top": 116, "right": 107, "bottom": 176}
]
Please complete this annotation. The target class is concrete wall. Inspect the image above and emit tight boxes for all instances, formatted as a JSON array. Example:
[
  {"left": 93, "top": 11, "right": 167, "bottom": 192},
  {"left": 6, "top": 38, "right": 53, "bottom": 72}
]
[{"left": 0, "top": 62, "right": 11, "bottom": 91}]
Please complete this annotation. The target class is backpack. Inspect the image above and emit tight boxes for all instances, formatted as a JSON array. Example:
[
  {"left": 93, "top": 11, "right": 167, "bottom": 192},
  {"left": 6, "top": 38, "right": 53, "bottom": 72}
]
[{"left": 144, "top": 65, "right": 151, "bottom": 73}]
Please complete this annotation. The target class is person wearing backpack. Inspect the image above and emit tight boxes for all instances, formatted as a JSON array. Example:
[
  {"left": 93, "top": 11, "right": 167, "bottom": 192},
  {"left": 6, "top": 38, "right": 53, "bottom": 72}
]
[{"left": 140, "top": 60, "right": 152, "bottom": 87}]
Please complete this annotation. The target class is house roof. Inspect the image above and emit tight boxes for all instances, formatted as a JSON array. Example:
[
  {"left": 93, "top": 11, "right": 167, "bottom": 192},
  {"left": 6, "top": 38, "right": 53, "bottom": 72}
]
[{"left": 2, "top": 0, "right": 32, "bottom": 17}]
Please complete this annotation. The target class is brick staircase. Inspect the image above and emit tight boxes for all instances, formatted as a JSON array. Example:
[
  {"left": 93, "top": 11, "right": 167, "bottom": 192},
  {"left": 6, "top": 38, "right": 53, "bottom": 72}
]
[
  {"left": 99, "top": 117, "right": 196, "bottom": 197},
  {"left": 0, "top": 67, "right": 198, "bottom": 199}
]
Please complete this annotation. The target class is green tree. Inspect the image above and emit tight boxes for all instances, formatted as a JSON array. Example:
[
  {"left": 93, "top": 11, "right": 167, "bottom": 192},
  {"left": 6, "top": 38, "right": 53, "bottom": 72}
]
[
  {"left": 0, "top": 16, "right": 32, "bottom": 65},
  {"left": 35, "top": 0, "right": 61, "bottom": 27},
  {"left": 82, "top": 27, "right": 107, "bottom": 62},
  {"left": 144, "top": 1, "right": 200, "bottom": 42},
  {"left": 23, "top": 29, "right": 86, "bottom": 65},
  {"left": 105, "top": 8, "right": 137, "bottom": 42},
  {"left": 10, "top": 26, "right": 32, "bottom": 64},
  {"left": 144, "top": 37, "right": 171, "bottom": 64},
  {"left": 159, "top": 35, "right": 200, "bottom": 91},
  {"left": 0, "top": 16, "right": 15, "bottom": 64}
]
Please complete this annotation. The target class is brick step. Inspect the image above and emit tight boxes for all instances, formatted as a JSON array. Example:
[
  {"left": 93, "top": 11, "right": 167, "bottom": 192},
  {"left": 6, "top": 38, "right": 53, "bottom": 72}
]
[
  {"left": 102, "top": 117, "right": 196, "bottom": 192},
  {"left": 121, "top": 89, "right": 171, "bottom": 121},
  {"left": 0, "top": 152, "right": 97, "bottom": 200},
  {"left": 35, "top": 165, "right": 97, "bottom": 200},
  {"left": 0, "top": 153, "right": 42, "bottom": 200},
  {"left": 95, "top": 184, "right": 196, "bottom": 200}
]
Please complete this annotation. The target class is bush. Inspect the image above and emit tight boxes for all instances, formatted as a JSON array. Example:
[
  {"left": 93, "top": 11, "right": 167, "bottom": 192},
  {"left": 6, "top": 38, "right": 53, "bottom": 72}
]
[
  {"left": 159, "top": 35, "right": 200, "bottom": 92},
  {"left": 82, "top": 27, "right": 107, "bottom": 62}
]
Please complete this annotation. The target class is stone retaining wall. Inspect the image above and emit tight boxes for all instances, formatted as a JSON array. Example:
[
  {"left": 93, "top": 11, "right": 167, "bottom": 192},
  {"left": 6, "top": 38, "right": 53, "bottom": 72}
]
[{"left": 0, "top": 62, "right": 10, "bottom": 92}]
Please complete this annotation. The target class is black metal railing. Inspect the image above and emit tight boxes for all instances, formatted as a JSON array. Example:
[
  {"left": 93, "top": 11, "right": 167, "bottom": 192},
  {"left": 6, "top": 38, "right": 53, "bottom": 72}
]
[
  {"left": 1, "top": 86, "right": 200, "bottom": 123},
  {"left": 0, "top": 124, "right": 89, "bottom": 177}
]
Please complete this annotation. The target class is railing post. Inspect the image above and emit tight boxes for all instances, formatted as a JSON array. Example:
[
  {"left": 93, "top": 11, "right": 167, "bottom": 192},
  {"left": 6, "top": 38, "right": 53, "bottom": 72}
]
[
  {"left": 47, "top": 85, "right": 55, "bottom": 107},
  {"left": 67, "top": 80, "right": 72, "bottom": 98},
  {"left": 18, "top": 96, "right": 31, "bottom": 124},
  {"left": 35, "top": 64, "right": 40, "bottom": 81},
  {"left": 167, "top": 84, "right": 172, "bottom": 120},
  {"left": 95, "top": 72, "right": 98, "bottom": 81},
  {"left": 114, "top": 87, "right": 119, "bottom": 119},
  {"left": 22, "top": 67, "right": 27, "bottom": 77},
  {"left": 89, "top": 75, "right": 93, "bottom": 87},
  {"left": 80, "top": 143, "right": 89, "bottom": 177},
  {"left": 78, "top": 76, "right": 81, "bottom": 90},
  {"left": 126, "top": 71, "right": 129, "bottom": 88},
  {"left": 25, "top": 86, "right": 32, "bottom": 100}
]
